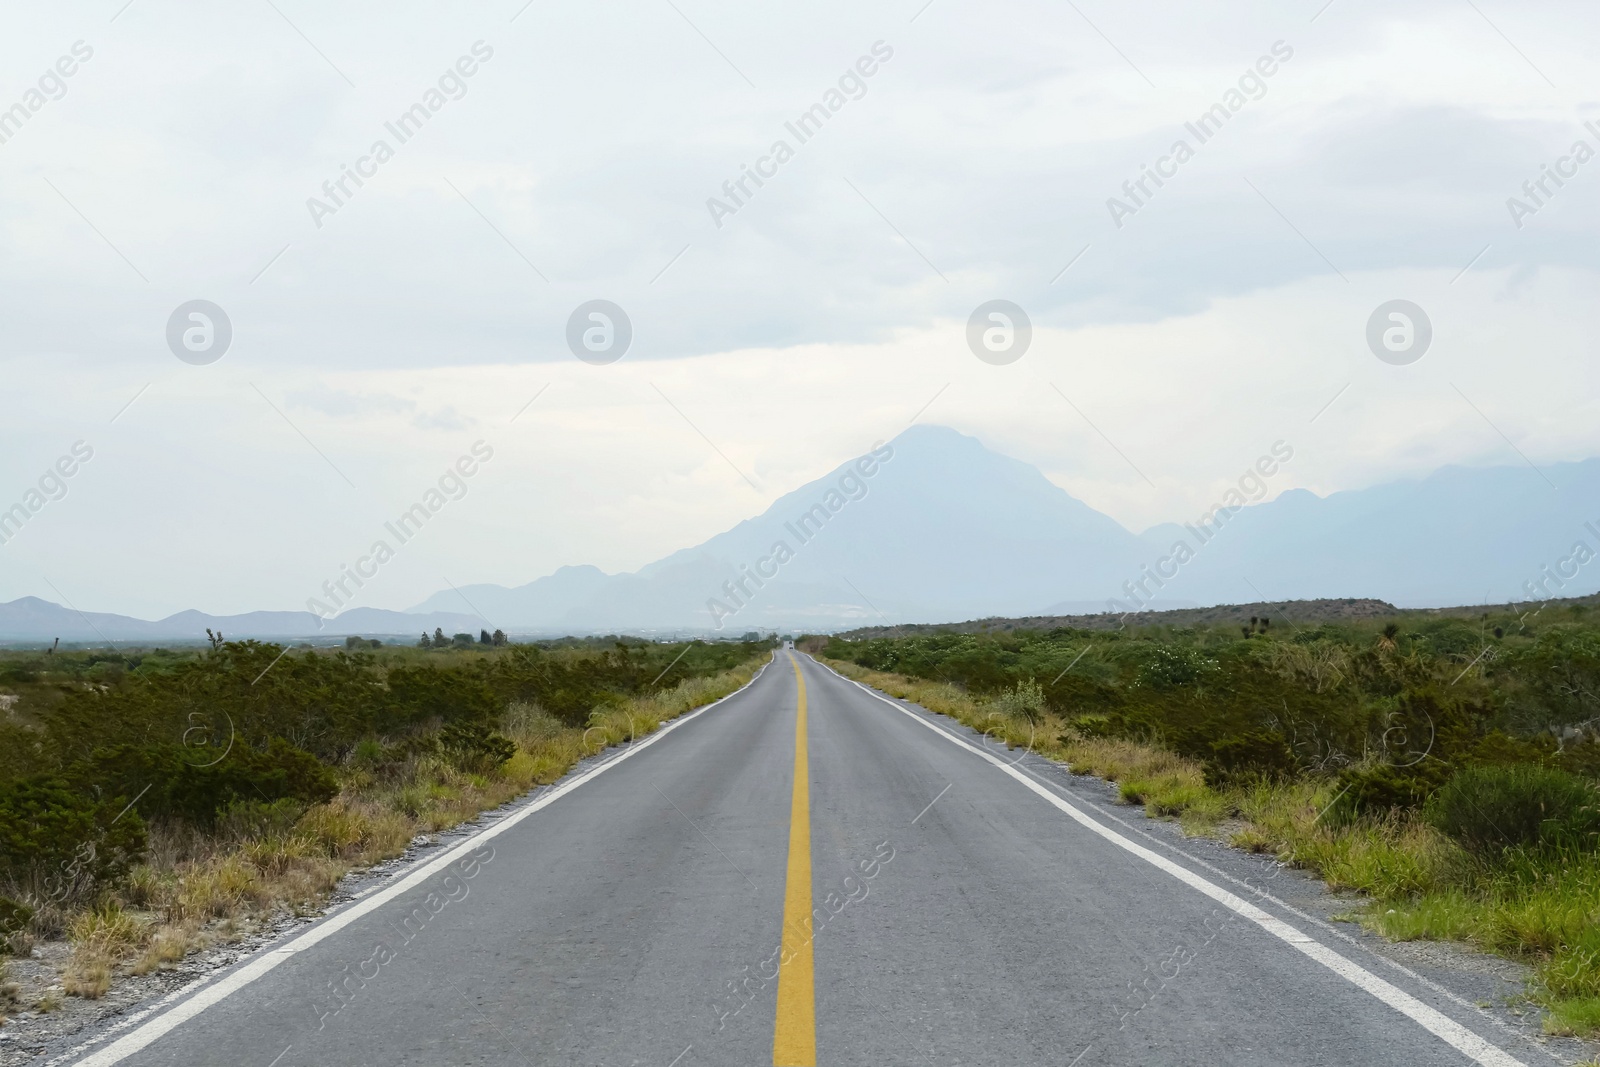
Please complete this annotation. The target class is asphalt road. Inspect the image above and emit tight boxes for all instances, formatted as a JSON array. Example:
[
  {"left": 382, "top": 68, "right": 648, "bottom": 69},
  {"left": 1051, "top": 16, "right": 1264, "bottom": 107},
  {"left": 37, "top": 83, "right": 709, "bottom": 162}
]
[{"left": 64, "top": 651, "right": 1547, "bottom": 1067}]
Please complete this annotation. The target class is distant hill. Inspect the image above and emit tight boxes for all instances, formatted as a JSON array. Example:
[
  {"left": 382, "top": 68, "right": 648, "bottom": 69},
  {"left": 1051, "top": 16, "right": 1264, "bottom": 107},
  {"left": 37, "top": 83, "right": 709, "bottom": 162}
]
[
  {"left": 832, "top": 597, "right": 1403, "bottom": 639},
  {"left": 831, "top": 590, "right": 1600, "bottom": 640},
  {"left": 0, "top": 597, "right": 488, "bottom": 646}
]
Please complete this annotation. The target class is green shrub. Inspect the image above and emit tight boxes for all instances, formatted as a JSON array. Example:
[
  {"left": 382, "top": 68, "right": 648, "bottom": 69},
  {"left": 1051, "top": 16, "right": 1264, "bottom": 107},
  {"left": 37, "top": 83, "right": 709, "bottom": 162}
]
[
  {"left": 0, "top": 720, "right": 44, "bottom": 786},
  {"left": 215, "top": 798, "right": 308, "bottom": 842},
  {"left": 439, "top": 722, "right": 516, "bottom": 773},
  {"left": 384, "top": 666, "right": 500, "bottom": 728},
  {"left": 0, "top": 777, "right": 147, "bottom": 897},
  {"left": 1133, "top": 645, "right": 1217, "bottom": 689},
  {"left": 1203, "top": 730, "right": 1297, "bottom": 787},
  {"left": 991, "top": 680, "right": 1045, "bottom": 723},
  {"left": 1066, "top": 715, "right": 1114, "bottom": 740},
  {"left": 1330, "top": 762, "right": 1446, "bottom": 820},
  {"left": 0, "top": 896, "right": 34, "bottom": 937},
  {"left": 349, "top": 738, "right": 385, "bottom": 767},
  {"left": 385, "top": 732, "right": 440, "bottom": 763},
  {"left": 1425, "top": 764, "right": 1600, "bottom": 857},
  {"left": 72, "top": 740, "right": 337, "bottom": 829}
]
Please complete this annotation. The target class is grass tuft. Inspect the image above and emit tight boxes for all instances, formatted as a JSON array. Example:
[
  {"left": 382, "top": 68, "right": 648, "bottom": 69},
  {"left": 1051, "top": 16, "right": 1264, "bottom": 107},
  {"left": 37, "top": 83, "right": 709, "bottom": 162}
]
[{"left": 63, "top": 904, "right": 150, "bottom": 999}]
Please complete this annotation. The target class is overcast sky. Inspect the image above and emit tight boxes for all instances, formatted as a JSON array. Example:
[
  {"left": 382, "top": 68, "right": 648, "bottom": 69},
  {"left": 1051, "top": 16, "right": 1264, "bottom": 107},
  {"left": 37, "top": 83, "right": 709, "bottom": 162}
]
[{"left": 3, "top": 0, "right": 1598, "bottom": 619}]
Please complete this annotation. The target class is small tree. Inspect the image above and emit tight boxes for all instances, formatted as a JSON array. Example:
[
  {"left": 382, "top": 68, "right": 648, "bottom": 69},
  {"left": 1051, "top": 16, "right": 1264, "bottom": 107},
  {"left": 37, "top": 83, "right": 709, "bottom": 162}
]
[
  {"left": 433, "top": 627, "right": 447, "bottom": 648},
  {"left": 492, "top": 629, "right": 507, "bottom": 647},
  {"left": 418, "top": 632, "right": 431, "bottom": 648},
  {"left": 479, "top": 629, "right": 492, "bottom": 645}
]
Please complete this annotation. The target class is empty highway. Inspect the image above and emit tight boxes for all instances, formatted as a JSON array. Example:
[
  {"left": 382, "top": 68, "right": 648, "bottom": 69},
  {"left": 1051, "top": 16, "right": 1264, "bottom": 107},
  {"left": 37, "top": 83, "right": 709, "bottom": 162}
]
[{"left": 64, "top": 651, "right": 1540, "bottom": 1066}]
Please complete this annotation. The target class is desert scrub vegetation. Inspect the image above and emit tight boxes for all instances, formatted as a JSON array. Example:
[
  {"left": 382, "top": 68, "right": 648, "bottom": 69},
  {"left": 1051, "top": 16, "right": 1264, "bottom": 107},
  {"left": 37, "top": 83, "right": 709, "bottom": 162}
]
[
  {"left": 0, "top": 635, "right": 770, "bottom": 1013},
  {"left": 819, "top": 606, "right": 1600, "bottom": 1032}
]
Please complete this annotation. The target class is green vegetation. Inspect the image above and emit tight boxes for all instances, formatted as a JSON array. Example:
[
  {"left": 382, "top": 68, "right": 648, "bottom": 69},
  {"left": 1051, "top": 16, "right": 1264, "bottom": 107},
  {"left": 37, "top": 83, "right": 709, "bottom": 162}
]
[
  {"left": 819, "top": 606, "right": 1600, "bottom": 1033},
  {"left": 0, "top": 635, "right": 769, "bottom": 1013}
]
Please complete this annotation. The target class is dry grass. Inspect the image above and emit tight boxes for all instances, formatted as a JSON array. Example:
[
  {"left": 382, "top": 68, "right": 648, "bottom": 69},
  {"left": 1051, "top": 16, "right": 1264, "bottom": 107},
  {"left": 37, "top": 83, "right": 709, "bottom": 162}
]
[
  {"left": 63, "top": 905, "right": 150, "bottom": 998},
  {"left": 0, "top": 959, "right": 19, "bottom": 1020},
  {"left": 821, "top": 658, "right": 1227, "bottom": 824},
  {"left": 131, "top": 923, "right": 198, "bottom": 975},
  {"left": 61, "top": 958, "right": 111, "bottom": 1000}
]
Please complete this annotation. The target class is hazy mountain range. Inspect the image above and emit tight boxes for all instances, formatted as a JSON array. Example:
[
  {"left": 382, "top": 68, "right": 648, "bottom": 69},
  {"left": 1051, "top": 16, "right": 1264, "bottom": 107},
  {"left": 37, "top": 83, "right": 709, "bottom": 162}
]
[
  {"left": 0, "top": 599, "right": 488, "bottom": 645},
  {"left": 409, "top": 425, "right": 1600, "bottom": 633},
  {"left": 3, "top": 425, "right": 1596, "bottom": 642}
]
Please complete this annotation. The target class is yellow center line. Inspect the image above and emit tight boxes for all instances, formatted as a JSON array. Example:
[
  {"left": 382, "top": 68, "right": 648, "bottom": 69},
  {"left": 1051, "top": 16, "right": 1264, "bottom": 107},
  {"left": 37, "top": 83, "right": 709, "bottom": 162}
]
[{"left": 773, "top": 653, "right": 816, "bottom": 1066}]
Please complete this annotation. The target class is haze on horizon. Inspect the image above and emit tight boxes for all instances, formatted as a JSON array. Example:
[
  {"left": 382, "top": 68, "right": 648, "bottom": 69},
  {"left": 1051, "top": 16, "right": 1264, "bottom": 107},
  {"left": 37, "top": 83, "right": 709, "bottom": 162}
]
[{"left": 3, "top": 0, "right": 1598, "bottom": 621}]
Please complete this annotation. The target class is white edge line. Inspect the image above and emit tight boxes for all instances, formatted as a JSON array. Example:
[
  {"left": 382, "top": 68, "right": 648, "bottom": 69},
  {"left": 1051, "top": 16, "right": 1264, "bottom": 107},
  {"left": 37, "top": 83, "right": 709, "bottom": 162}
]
[
  {"left": 812, "top": 659, "right": 1526, "bottom": 1067},
  {"left": 997, "top": 758, "right": 1559, "bottom": 1061},
  {"left": 71, "top": 655, "right": 776, "bottom": 1067}
]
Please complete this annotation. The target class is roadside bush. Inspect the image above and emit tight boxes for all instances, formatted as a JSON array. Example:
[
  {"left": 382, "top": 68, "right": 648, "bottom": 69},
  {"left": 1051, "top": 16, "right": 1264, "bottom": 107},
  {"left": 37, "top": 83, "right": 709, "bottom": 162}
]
[
  {"left": 1203, "top": 730, "right": 1298, "bottom": 787},
  {"left": 348, "top": 738, "right": 386, "bottom": 767},
  {"left": 384, "top": 666, "right": 500, "bottom": 729},
  {"left": 384, "top": 732, "right": 441, "bottom": 764},
  {"left": 439, "top": 721, "right": 516, "bottom": 773},
  {"left": 1066, "top": 714, "right": 1115, "bottom": 740},
  {"left": 215, "top": 798, "right": 308, "bottom": 843},
  {"left": 1425, "top": 764, "right": 1600, "bottom": 857},
  {"left": 502, "top": 701, "right": 565, "bottom": 747},
  {"left": 0, "top": 720, "right": 44, "bottom": 786},
  {"left": 1133, "top": 645, "right": 1217, "bottom": 689},
  {"left": 72, "top": 740, "right": 337, "bottom": 829},
  {"left": 1329, "top": 762, "right": 1447, "bottom": 821},
  {"left": 0, "top": 897, "right": 34, "bottom": 939},
  {"left": 991, "top": 679, "right": 1046, "bottom": 722},
  {"left": 0, "top": 778, "right": 147, "bottom": 898}
]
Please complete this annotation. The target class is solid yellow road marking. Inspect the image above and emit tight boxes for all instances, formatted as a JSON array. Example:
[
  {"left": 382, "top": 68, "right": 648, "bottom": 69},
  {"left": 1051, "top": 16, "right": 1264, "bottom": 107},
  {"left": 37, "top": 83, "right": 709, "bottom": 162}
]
[{"left": 773, "top": 654, "right": 816, "bottom": 1066}]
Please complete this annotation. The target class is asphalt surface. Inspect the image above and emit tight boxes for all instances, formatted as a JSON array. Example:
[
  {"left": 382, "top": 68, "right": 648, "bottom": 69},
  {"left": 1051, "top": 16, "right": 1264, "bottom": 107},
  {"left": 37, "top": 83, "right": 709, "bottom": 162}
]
[{"left": 59, "top": 650, "right": 1560, "bottom": 1067}]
